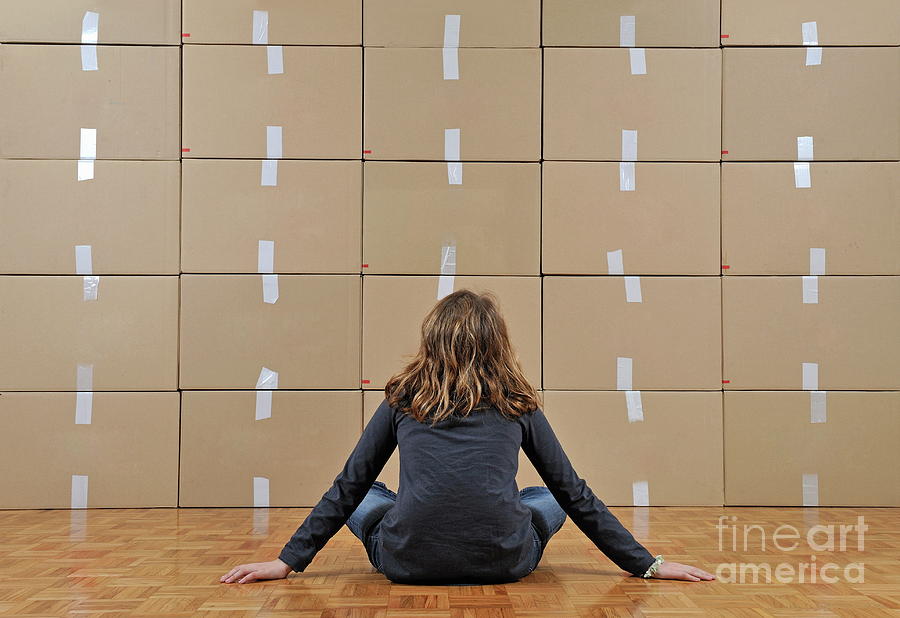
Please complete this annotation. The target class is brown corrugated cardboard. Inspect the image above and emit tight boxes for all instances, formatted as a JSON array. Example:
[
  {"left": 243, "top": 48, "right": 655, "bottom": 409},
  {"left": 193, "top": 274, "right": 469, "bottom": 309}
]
[
  {"left": 544, "top": 48, "right": 721, "bottom": 161},
  {"left": 0, "top": 392, "right": 180, "bottom": 509},
  {"left": 182, "top": 0, "right": 360, "bottom": 45},
  {"left": 363, "top": 162, "right": 540, "bottom": 275},
  {"left": 0, "top": 160, "right": 179, "bottom": 274},
  {"left": 180, "top": 391, "right": 362, "bottom": 507},
  {"left": 0, "top": 45, "right": 180, "bottom": 160},
  {"left": 0, "top": 0, "right": 180, "bottom": 44},
  {"left": 0, "top": 276, "right": 178, "bottom": 391},
  {"left": 362, "top": 276, "right": 541, "bottom": 390},
  {"left": 181, "top": 160, "right": 361, "bottom": 274},
  {"left": 542, "top": 162, "right": 720, "bottom": 275},
  {"left": 518, "top": 391, "right": 724, "bottom": 506},
  {"left": 722, "top": 276, "right": 900, "bottom": 390},
  {"left": 721, "top": 0, "right": 900, "bottom": 46},
  {"left": 543, "top": 0, "right": 720, "bottom": 47},
  {"left": 180, "top": 275, "right": 361, "bottom": 389},
  {"left": 182, "top": 45, "right": 361, "bottom": 159},
  {"left": 365, "top": 390, "right": 547, "bottom": 493},
  {"left": 364, "top": 48, "right": 541, "bottom": 161},
  {"left": 725, "top": 391, "right": 900, "bottom": 506},
  {"left": 722, "top": 163, "right": 900, "bottom": 275},
  {"left": 363, "top": 0, "right": 540, "bottom": 47},
  {"left": 722, "top": 47, "right": 900, "bottom": 161},
  {"left": 543, "top": 277, "right": 722, "bottom": 390}
]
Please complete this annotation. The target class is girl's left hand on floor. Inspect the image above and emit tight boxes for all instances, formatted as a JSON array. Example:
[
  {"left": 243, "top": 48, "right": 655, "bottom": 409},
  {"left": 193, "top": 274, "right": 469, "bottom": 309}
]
[
  {"left": 651, "top": 561, "right": 716, "bottom": 582},
  {"left": 220, "top": 559, "right": 292, "bottom": 584}
]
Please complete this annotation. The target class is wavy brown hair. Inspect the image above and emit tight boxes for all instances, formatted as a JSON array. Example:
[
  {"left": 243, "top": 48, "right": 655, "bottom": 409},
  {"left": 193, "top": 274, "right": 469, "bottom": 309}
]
[{"left": 384, "top": 289, "right": 541, "bottom": 425}]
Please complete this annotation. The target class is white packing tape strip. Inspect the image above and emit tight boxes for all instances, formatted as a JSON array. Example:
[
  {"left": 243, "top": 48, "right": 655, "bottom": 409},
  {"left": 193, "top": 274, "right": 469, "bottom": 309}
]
[
  {"left": 809, "top": 248, "right": 826, "bottom": 276},
  {"left": 253, "top": 509, "right": 269, "bottom": 535},
  {"left": 621, "top": 130, "right": 637, "bottom": 161},
  {"left": 266, "top": 126, "right": 283, "bottom": 159},
  {"left": 802, "top": 362, "right": 819, "bottom": 390},
  {"left": 794, "top": 162, "right": 811, "bottom": 188},
  {"left": 616, "top": 356, "right": 633, "bottom": 390},
  {"left": 624, "top": 276, "right": 642, "bottom": 303},
  {"left": 801, "top": 21, "right": 819, "bottom": 45},
  {"left": 619, "top": 15, "right": 636, "bottom": 47},
  {"left": 71, "top": 474, "right": 89, "bottom": 509},
  {"left": 252, "top": 10, "right": 269, "bottom": 44},
  {"left": 83, "top": 276, "right": 99, "bottom": 301},
  {"left": 75, "top": 245, "right": 92, "bottom": 275},
  {"left": 806, "top": 47, "right": 822, "bottom": 66},
  {"left": 75, "top": 392, "right": 93, "bottom": 425},
  {"left": 444, "top": 128, "right": 461, "bottom": 161},
  {"left": 81, "top": 11, "right": 99, "bottom": 71},
  {"left": 77, "top": 160, "right": 94, "bottom": 181},
  {"left": 256, "top": 391, "right": 273, "bottom": 421},
  {"left": 607, "top": 249, "right": 625, "bottom": 275},
  {"left": 256, "top": 366, "right": 279, "bottom": 389},
  {"left": 80, "top": 128, "right": 97, "bottom": 160},
  {"left": 619, "top": 162, "right": 635, "bottom": 191},
  {"left": 261, "top": 160, "right": 278, "bottom": 186},
  {"left": 802, "top": 472, "right": 819, "bottom": 506},
  {"left": 76, "top": 364, "right": 93, "bottom": 391},
  {"left": 267, "top": 45, "right": 284, "bottom": 74},
  {"left": 81, "top": 45, "right": 98, "bottom": 71},
  {"left": 625, "top": 390, "right": 644, "bottom": 423},
  {"left": 447, "top": 162, "right": 463, "bottom": 185},
  {"left": 442, "top": 15, "right": 460, "bottom": 83},
  {"left": 253, "top": 476, "right": 270, "bottom": 507},
  {"left": 632, "top": 480, "right": 649, "bottom": 506},
  {"left": 629, "top": 48, "right": 646, "bottom": 75},
  {"left": 437, "top": 244, "right": 457, "bottom": 300},
  {"left": 810, "top": 391, "right": 827, "bottom": 423},
  {"left": 797, "top": 136, "right": 814, "bottom": 161},
  {"left": 262, "top": 275, "right": 279, "bottom": 304},
  {"left": 802, "top": 275, "right": 819, "bottom": 304},
  {"left": 258, "top": 240, "right": 275, "bottom": 273}
]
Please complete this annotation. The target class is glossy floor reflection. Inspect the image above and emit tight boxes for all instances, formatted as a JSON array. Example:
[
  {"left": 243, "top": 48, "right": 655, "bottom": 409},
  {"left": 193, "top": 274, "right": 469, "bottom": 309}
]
[{"left": 0, "top": 506, "right": 897, "bottom": 616}]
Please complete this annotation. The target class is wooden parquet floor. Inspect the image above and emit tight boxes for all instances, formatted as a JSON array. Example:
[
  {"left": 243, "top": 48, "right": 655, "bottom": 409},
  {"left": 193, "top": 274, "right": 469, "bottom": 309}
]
[{"left": 0, "top": 506, "right": 897, "bottom": 617}]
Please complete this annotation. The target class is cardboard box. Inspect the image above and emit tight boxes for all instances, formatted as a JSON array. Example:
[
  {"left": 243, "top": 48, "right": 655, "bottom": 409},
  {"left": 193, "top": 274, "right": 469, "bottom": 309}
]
[
  {"left": 722, "top": 0, "right": 900, "bottom": 46},
  {"left": 722, "top": 47, "right": 900, "bottom": 161},
  {"left": 180, "top": 391, "right": 362, "bottom": 507},
  {"left": 543, "top": 0, "right": 720, "bottom": 47},
  {"left": 364, "top": 48, "right": 541, "bottom": 161},
  {"left": 363, "top": 162, "right": 540, "bottom": 275},
  {"left": 543, "top": 277, "right": 722, "bottom": 390},
  {"left": 362, "top": 276, "right": 541, "bottom": 389},
  {"left": 0, "top": 0, "right": 180, "bottom": 44},
  {"left": 365, "top": 390, "right": 547, "bottom": 494},
  {"left": 180, "top": 275, "right": 361, "bottom": 389},
  {"left": 542, "top": 162, "right": 720, "bottom": 275},
  {"left": 182, "top": 45, "right": 361, "bottom": 159},
  {"left": 181, "top": 160, "right": 361, "bottom": 274},
  {"left": 722, "top": 163, "right": 900, "bottom": 275},
  {"left": 544, "top": 48, "right": 721, "bottom": 161},
  {"left": 516, "top": 391, "right": 724, "bottom": 506},
  {"left": 722, "top": 277, "right": 900, "bottom": 390},
  {"left": 0, "top": 392, "right": 179, "bottom": 509},
  {"left": 182, "top": 0, "right": 360, "bottom": 45},
  {"left": 725, "top": 391, "right": 900, "bottom": 506},
  {"left": 363, "top": 0, "right": 540, "bottom": 47},
  {"left": 0, "top": 45, "right": 180, "bottom": 160},
  {"left": 0, "top": 160, "right": 179, "bottom": 274},
  {"left": 0, "top": 276, "right": 178, "bottom": 391}
]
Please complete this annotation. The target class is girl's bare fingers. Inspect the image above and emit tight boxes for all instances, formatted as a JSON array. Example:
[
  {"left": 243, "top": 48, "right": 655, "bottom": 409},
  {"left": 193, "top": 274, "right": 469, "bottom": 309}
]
[
  {"left": 239, "top": 571, "right": 259, "bottom": 584},
  {"left": 224, "top": 567, "right": 249, "bottom": 583}
]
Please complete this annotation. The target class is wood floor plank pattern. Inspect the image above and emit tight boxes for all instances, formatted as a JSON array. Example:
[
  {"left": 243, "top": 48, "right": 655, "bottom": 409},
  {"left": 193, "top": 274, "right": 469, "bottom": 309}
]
[{"left": 0, "top": 507, "right": 896, "bottom": 617}]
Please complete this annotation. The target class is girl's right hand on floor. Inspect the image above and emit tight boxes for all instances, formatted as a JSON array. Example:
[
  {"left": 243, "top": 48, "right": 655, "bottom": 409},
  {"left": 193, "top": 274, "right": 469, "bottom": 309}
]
[
  {"left": 220, "top": 559, "right": 292, "bottom": 584},
  {"left": 651, "top": 561, "right": 716, "bottom": 582}
]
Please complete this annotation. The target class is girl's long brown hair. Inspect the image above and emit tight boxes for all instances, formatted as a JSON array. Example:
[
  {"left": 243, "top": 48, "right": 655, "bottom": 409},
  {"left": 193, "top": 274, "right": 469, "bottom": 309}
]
[{"left": 384, "top": 289, "right": 541, "bottom": 425}]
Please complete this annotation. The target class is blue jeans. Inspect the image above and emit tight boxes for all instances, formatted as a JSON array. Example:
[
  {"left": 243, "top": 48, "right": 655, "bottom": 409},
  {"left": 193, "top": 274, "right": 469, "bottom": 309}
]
[{"left": 345, "top": 481, "right": 567, "bottom": 577}]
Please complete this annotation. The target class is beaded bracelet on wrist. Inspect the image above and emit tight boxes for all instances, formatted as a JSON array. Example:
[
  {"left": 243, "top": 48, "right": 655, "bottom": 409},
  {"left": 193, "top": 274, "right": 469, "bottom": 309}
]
[{"left": 642, "top": 555, "right": 664, "bottom": 578}]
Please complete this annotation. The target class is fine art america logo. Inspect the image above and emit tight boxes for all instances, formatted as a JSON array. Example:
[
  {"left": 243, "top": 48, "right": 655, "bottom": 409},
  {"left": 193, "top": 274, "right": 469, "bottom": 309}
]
[{"left": 715, "top": 515, "right": 868, "bottom": 583}]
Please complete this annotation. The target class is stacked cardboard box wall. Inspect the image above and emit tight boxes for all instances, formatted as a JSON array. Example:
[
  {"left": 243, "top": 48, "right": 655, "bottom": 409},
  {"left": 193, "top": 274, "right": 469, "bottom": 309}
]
[{"left": 0, "top": 0, "right": 897, "bottom": 510}]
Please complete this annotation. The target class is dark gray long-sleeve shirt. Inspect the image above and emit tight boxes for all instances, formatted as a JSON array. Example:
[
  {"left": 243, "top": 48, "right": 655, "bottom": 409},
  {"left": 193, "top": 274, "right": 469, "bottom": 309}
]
[{"left": 278, "top": 398, "right": 656, "bottom": 584}]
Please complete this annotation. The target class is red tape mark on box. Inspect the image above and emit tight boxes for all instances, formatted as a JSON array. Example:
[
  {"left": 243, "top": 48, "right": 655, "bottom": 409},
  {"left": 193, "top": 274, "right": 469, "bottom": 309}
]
[
  {"left": 363, "top": 150, "right": 372, "bottom": 154},
  {"left": 722, "top": 380, "right": 731, "bottom": 384},
  {"left": 362, "top": 264, "right": 369, "bottom": 268},
  {"left": 181, "top": 147, "right": 191, "bottom": 153},
  {"left": 182, "top": 33, "right": 191, "bottom": 37},
  {"left": 721, "top": 150, "right": 729, "bottom": 155},
  {"left": 721, "top": 34, "right": 730, "bottom": 39},
  {"left": 361, "top": 379, "right": 371, "bottom": 384},
  {"left": 722, "top": 265, "right": 730, "bottom": 269}
]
